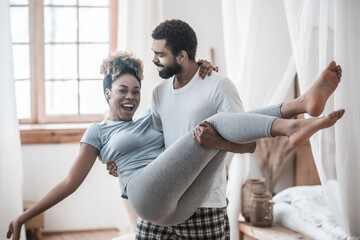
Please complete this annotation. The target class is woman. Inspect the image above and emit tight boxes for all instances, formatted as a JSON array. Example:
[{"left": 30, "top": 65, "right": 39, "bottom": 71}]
[{"left": 7, "top": 52, "right": 344, "bottom": 239}]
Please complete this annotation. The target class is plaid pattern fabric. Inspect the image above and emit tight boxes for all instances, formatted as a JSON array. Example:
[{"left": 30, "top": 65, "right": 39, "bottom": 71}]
[{"left": 135, "top": 207, "right": 230, "bottom": 240}]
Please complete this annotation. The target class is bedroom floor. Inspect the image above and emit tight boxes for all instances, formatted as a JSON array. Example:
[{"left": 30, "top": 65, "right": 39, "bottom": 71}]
[{"left": 41, "top": 228, "right": 119, "bottom": 240}]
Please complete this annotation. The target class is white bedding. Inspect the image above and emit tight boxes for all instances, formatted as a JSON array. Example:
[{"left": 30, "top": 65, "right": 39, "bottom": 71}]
[{"left": 273, "top": 185, "right": 348, "bottom": 240}]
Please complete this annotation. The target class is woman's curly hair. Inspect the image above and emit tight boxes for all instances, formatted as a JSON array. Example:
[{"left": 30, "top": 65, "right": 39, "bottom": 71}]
[
  {"left": 100, "top": 51, "right": 144, "bottom": 81},
  {"left": 100, "top": 51, "right": 144, "bottom": 103}
]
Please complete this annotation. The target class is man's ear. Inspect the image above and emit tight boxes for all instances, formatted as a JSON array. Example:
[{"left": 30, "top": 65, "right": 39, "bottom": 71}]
[{"left": 176, "top": 50, "right": 187, "bottom": 63}]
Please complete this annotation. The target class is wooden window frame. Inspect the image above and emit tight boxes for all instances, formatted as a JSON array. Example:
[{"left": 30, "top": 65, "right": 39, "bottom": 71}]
[
  {"left": 14, "top": 0, "right": 118, "bottom": 144},
  {"left": 18, "top": 0, "right": 118, "bottom": 125}
]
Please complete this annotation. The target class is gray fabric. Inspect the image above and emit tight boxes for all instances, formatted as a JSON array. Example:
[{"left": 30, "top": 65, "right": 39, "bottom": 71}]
[
  {"left": 127, "top": 105, "right": 279, "bottom": 226},
  {"left": 248, "top": 102, "right": 284, "bottom": 118}
]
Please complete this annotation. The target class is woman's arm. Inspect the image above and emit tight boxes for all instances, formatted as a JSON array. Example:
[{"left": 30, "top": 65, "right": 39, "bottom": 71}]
[
  {"left": 197, "top": 59, "right": 218, "bottom": 79},
  {"left": 192, "top": 121, "right": 256, "bottom": 153},
  {"left": 7, "top": 143, "right": 98, "bottom": 240}
]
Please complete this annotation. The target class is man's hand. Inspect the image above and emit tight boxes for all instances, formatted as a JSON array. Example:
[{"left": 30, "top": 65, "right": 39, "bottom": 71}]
[
  {"left": 192, "top": 121, "right": 226, "bottom": 149},
  {"left": 192, "top": 121, "right": 256, "bottom": 153},
  {"left": 197, "top": 59, "right": 218, "bottom": 79},
  {"left": 106, "top": 161, "right": 118, "bottom": 177}
]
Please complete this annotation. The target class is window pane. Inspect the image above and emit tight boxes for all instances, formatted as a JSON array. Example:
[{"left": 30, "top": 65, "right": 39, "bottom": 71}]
[
  {"left": 79, "top": 80, "right": 107, "bottom": 114},
  {"left": 45, "top": 80, "right": 78, "bottom": 115},
  {"left": 12, "top": 44, "right": 30, "bottom": 79},
  {"left": 9, "top": 0, "right": 28, "bottom": 5},
  {"left": 79, "top": 8, "right": 109, "bottom": 42},
  {"left": 79, "top": 44, "right": 108, "bottom": 79},
  {"left": 15, "top": 80, "right": 31, "bottom": 119},
  {"left": 44, "top": 0, "right": 76, "bottom": 6},
  {"left": 79, "top": 0, "right": 109, "bottom": 7},
  {"left": 44, "top": 7, "right": 77, "bottom": 43},
  {"left": 45, "top": 44, "right": 77, "bottom": 79},
  {"left": 10, "top": 7, "right": 29, "bottom": 43}
]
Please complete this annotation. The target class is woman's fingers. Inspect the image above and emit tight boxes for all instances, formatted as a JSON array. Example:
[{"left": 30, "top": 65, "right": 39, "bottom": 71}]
[
  {"left": 7, "top": 221, "right": 21, "bottom": 240},
  {"left": 7, "top": 222, "right": 13, "bottom": 239},
  {"left": 198, "top": 60, "right": 217, "bottom": 79},
  {"left": 198, "top": 59, "right": 204, "bottom": 77}
]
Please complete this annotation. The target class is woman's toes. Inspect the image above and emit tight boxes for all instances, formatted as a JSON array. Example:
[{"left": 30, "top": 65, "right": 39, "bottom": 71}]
[{"left": 327, "top": 61, "right": 337, "bottom": 70}]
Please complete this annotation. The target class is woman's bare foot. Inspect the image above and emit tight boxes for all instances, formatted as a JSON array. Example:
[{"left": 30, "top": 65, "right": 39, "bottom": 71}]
[
  {"left": 301, "top": 61, "right": 342, "bottom": 117},
  {"left": 288, "top": 109, "right": 345, "bottom": 146}
]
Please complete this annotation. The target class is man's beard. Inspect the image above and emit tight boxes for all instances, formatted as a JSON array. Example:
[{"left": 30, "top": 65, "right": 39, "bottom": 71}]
[{"left": 155, "top": 60, "right": 181, "bottom": 79}]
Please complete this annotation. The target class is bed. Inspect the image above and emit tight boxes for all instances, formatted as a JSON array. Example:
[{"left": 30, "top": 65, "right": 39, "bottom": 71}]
[{"left": 273, "top": 184, "right": 347, "bottom": 240}]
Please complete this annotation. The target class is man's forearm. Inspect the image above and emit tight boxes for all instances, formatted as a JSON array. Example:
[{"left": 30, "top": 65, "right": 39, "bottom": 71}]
[{"left": 221, "top": 141, "right": 256, "bottom": 153}]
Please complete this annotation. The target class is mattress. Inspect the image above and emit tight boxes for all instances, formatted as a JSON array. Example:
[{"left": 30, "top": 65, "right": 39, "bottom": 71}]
[{"left": 273, "top": 185, "right": 347, "bottom": 240}]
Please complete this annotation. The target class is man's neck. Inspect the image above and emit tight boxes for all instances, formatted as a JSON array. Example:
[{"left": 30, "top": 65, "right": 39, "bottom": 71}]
[{"left": 173, "top": 61, "right": 199, "bottom": 89}]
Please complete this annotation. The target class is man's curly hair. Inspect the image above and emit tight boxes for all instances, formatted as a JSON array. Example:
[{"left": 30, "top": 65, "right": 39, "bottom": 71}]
[
  {"left": 152, "top": 19, "right": 197, "bottom": 60},
  {"left": 100, "top": 51, "right": 144, "bottom": 103}
]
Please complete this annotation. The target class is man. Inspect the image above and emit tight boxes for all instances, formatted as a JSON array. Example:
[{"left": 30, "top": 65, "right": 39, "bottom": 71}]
[
  {"left": 107, "top": 19, "right": 254, "bottom": 239},
  {"left": 141, "top": 19, "right": 252, "bottom": 239},
  {"left": 108, "top": 19, "right": 343, "bottom": 239}
]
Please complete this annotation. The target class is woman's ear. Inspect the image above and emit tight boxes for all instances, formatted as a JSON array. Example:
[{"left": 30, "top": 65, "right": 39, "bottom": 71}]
[{"left": 105, "top": 88, "right": 111, "bottom": 100}]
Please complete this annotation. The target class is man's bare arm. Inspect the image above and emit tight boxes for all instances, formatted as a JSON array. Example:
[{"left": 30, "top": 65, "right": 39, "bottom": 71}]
[{"left": 192, "top": 121, "right": 256, "bottom": 153}]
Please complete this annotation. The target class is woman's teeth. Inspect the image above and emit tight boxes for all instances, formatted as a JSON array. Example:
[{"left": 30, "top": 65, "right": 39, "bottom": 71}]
[{"left": 122, "top": 104, "right": 134, "bottom": 111}]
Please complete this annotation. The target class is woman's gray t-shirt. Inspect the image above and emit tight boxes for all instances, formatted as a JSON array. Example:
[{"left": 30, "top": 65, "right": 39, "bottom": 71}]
[{"left": 81, "top": 109, "right": 164, "bottom": 198}]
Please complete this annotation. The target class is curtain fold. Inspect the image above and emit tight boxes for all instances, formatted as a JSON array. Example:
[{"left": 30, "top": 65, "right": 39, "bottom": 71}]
[
  {"left": 221, "top": 0, "right": 295, "bottom": 111},
  {"left": 221, "top": 1, "right": 295, "bottom": 239},
  {"left": 117, "top": 0, "right": 164, "bottom": 114},
  {"left": 334, "top": 1, "right": 360, "bottom": 237},
  {"left": 0, "top": 1, "right": 25, "bottom": 239}
]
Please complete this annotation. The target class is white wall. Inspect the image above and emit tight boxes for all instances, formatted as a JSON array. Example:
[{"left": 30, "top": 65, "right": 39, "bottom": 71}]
[{"left": 22, "top": 143, "right": 130, "bottom": 232}]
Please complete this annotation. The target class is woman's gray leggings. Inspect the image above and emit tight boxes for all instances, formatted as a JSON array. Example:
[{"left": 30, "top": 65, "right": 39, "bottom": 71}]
[{"left": 127, "top": 104, "right": 282, "bottom": 226}]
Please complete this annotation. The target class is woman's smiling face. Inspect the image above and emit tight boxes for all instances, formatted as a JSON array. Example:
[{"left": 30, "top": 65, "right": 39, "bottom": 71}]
[{"left": 106, "top": 73, "right": 141, "bottom": 121}]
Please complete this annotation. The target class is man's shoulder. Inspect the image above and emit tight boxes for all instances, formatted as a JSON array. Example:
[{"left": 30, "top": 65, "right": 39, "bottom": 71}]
[
  {"left": 202, "top": 72, "right": 235, "bottom": 92},
  {"left": 204, "top": 71, "right": 232, "bottom": 85}
]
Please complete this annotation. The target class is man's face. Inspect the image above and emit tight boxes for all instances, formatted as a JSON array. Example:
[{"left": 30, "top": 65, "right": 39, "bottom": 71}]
[{"left": 152, "top": 39, "right": 181, "bottom": 79}]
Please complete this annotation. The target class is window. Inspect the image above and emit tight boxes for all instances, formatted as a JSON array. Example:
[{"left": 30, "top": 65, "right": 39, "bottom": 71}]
[
  {"left": 10, "top": 0, "right": 31, "bottom": 120},
  {"left": 10, "top": 0, "right": 118, "bottom": 124}
]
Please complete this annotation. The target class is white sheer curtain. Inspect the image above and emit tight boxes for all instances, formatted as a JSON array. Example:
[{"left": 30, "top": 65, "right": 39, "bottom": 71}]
[
  {"left": 0, "top": 1, "right": 25, "bottom": 239},
  {"left": 284, "top": 0, "right": 360, "bottom": 238},
  {"left": 225, "top": 154, "right": 262, "bottom": 240},
  {"left": 222, "top": 0, "right": 360, "bottom": 239},
  {"left": 221, "top": 1, "right": 295, "bottom": 239},
  {"left": 117, "top": 0, "right": 164, "bottom": 114},
  {"left": 221, "top": 0, "right": 295, "bottom": 111}
]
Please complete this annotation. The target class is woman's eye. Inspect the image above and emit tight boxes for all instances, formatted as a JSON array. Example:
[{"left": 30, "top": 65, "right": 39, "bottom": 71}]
[
  {"left": 133, "top": 91, "right": 140, "bottom": 95},
  {"left": 119, "top": 89, "right": 126, "bottom": 93}
]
